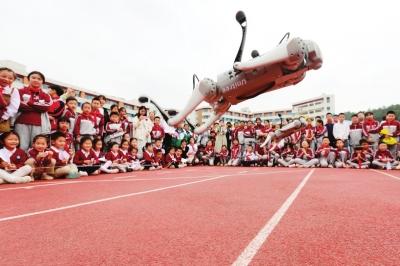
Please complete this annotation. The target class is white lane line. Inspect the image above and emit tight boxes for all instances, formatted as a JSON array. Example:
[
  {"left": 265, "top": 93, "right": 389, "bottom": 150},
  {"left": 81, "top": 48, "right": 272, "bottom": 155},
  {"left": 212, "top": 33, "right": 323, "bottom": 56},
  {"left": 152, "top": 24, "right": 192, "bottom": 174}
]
[
  {"left": 371, "top": 169, "right": 400, "bottom": 181},
  {"left": 0, "top": 174, "right": 232, "bottom": 222},
  {"left": 0, "top": 169, "right": 306, "bottom": 222},
  {"left": 232, "top": 169, "right": 315, "bottom": 266},
  {"left": 0, "top": 169, "right": 307, "bottom": 192}
]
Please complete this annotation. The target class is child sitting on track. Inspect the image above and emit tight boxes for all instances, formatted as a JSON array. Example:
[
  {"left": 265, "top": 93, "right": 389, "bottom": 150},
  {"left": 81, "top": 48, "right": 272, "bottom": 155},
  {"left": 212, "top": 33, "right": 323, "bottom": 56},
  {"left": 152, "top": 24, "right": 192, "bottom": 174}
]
[
  {"left": 202, "top": 140, "right": 215, "bottom": 166},
  {"left": 73, "top": 137, "right": 101, "bottom": 176},
  {"left": 217, "top": 145, "right": 229, "bottom": 166},
  {"left": 277, "top": 143, "right": 296, "bottom": 167},
  {"left": 105, "top": 142, "right": 128, "bottom": 173},
  {"left": 92, "top": 138, "right": 119, "bottom": 174},
  {"left": 243, "top": 145, "right": 259, "bottom": 167},
  {"left": 348, "top": 146, "right": 370, "bottom": 169},
  {"left": 26, "top": 134, "right": 56, "bottom": 180},
  {"left": 142, "top": 142, "right": 162, "bottom": 170},
  {"left": 294, "top": 140, "right": 319, "bottom": 168},
  {"left": 372, "top": 142, "right": 399, "bottom": 170},
  {"left": 315, "top": 137, "right": 335, "bottom": 168},
  {"left": 0, "top": 132, "right": 33, "bottom": 184},
  {"left": 227, "top": 139, "right": 241, "bottom": 167},
  {"left": 127, "top": 147, "right": 145, "bottom": 171},
  {"left": 50, "top": 131, "right": 79, "bottom": 179},
  {"left": 334, "top": 139, "right": 351, "bottom": 168}
]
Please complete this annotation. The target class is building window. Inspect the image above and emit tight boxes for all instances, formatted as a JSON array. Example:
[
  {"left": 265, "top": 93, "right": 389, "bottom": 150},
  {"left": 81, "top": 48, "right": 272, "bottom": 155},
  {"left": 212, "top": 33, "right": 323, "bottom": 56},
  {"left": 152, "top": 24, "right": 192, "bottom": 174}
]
[
  {"left": 327, "top": 97, "right": 330, "bottom": 103},
  {"left": 327, "top": 107, "right": 331, "bottom": 111}
]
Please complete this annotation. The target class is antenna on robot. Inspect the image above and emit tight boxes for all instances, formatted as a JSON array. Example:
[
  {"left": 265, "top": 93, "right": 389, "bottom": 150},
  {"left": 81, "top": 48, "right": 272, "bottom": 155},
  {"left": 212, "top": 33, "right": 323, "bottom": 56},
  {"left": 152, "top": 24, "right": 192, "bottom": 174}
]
[{"left": 234, "top": 11, "right": 247, "bottom": 64}]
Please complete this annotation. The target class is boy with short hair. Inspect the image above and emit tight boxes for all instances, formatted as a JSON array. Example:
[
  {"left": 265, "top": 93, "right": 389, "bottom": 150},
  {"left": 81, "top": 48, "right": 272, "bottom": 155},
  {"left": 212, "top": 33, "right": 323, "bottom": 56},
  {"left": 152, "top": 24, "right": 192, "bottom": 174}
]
[
  {"left": 151, "top": 116, "right": 165, "bottom": 142},
  {"left": 349, "top": 114, "right": 364, "bottom": 153},
  {"left": 315, "top": 137, "right": 335, "bottom": 168},
  {"left": 63, "top": 96, "right": 78, "bottom": 133},
  {"left": 372, "top": 142, "right": 399, "bottom": 170},
  {"left": 348, "top": 146, "right": 370, "bottom": 169},
  {"left": 50, "top": 131, "right": 79, "bottom": 178},
  {"left": 334, "top": 139, "right": 350, "bottom": 168}
]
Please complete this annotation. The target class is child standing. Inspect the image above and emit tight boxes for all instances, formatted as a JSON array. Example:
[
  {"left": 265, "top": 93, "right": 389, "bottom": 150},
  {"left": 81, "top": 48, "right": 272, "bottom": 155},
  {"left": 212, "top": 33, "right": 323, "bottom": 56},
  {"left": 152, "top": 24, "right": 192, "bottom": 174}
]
[
  {"left": 349, "top": 115, "right": 364, "bottom": 153},
  {"left": 91, "top": 97, "right": 104, "bottom": 137},
  {"left": 47, "top": 85, "right": 65, "bottom": 132},
  {"left": 63, "top": 96, "right": 78, "bottom": 133},
  {"left": 104, "top": 112, "right": 124, "bottom": 145},
  {"left": 0, "top": 132, "right": 33, "bottom": 184},
  {"left": 151, "top": 116, "right": 165, "bottom": 141},
  {"left": 303, "top": 118, "right": 315, "bottom": 150},
  {"left": 314, "top": 119, "right": 327, "bottom": 148},
  {"left": 0, "top": 67, "right": 20, "bottom": 134},
  {"left": 25, "top": 134, "right": 56, "bottom": 180},
  {"left": 15, "top": 71, "right": 52, "bottom": 150},
  {"left": 74, "top": 102, "right": 98, "bottom": 141},
  {"left": 73, "top": 137, "right": 101, "bottom": 175}
]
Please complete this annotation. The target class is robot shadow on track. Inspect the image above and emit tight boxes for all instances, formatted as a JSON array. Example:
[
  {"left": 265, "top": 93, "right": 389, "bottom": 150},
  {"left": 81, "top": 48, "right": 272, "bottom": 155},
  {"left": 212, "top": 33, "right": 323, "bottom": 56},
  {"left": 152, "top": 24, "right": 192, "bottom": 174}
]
[{"left": 139, "top": 10, "right": 322, "bottom": 144}]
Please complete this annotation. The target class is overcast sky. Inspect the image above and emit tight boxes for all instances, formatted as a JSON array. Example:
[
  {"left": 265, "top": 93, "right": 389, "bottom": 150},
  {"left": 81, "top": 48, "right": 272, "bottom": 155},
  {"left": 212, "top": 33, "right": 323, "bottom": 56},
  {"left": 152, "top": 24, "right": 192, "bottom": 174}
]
[{"left": 1, "top": 0, "right": 399, "bottom": 113}]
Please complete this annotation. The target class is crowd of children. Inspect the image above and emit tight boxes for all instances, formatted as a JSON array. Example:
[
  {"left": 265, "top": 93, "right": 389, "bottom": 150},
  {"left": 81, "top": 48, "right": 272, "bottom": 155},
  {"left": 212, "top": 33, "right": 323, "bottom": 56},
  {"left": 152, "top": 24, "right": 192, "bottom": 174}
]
[{"left": 0, "top": 67, "right": 400, "bottom": 184}]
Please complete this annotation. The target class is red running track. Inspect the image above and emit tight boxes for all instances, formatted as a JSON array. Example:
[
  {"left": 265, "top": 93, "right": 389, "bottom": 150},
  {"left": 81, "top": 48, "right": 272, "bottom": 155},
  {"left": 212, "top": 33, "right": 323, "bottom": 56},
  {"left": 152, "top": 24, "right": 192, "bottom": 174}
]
[{"left": 0, "top": 167, "right": 399, "bottom": 265}]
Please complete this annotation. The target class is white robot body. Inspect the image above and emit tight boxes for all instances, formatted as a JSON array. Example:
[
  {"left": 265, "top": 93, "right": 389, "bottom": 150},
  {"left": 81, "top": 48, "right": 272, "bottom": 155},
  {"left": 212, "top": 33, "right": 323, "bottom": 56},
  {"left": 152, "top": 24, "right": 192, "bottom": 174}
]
[{"left": 140, "top": 11, "right": 322, "bottom": 137}]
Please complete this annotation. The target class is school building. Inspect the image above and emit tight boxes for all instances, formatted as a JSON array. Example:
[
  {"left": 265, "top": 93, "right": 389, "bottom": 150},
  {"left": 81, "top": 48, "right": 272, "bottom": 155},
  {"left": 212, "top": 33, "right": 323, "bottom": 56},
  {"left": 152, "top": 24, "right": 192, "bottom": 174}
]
[{"left": 195, "top": 93, "right": 335, "bottom": 125}]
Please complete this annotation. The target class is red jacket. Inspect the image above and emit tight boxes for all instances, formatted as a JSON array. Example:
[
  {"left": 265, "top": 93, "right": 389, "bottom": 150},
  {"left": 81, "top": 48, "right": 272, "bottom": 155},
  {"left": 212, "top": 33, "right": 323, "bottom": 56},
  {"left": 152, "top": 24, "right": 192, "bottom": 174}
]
[
  {"left": 28, "top": 148, "right": 52, "bottom": 166},
  {"left": 362, "top": 119, "right": 379, "bottom": 137},
  {"left": 0, "top": 148, "right": 28, "bottom": 168},
  {"left": 91, "top": 109, "right": 104, "bottom": 136},
  {"left": 230, "top": 144, "right": 241, "bottom": 159},
  {"left": 315, "top": 145, "right": 333, "bottom": 158},
  {"left": 16, "top": 87, "right": 52, "bottom": 126},
  {"left": 314, "top": 125, "right": 327, "bottom": 138},
  {"left": 370, "top": 120, "right": 400, "bottom": 136},
  {"left": 374, "top": 150, "right": 394, "bottom": 162},
  {"left": 151, "top": 124, "right": 165, "bottom": 140},
  {"left": 73, "top": 149, "right": 99, "bottom": 165},
  {"left": 334, "top": 148, "right": 350, "bottom": 161},
  {"left": 48, "top": 95, "right": 65, "bottom": 131},
  {"left": 350, "top": 152, "right": 368, "bottom": 164},
  {"left": 143, "top": 150, "right": 155, "bottom": 164},
  {"left": 74, "top": 112, "right": 98, "bottom": 136},
  {"left": 50, "top": 146, "right": 71, "bottom": 167},
  {"left": 105, "top": 151, "right": 123, "bottom": 163},
  {"left": 296, "top": 148, "right": 315, "bottom": 160}
]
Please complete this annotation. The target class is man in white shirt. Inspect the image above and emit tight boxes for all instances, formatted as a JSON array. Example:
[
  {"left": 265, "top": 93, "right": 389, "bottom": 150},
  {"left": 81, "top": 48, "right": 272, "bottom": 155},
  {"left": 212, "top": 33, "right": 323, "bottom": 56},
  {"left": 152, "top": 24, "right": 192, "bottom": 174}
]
[{"left": 333, "top": 113, "right": 350, "bottom": 147}]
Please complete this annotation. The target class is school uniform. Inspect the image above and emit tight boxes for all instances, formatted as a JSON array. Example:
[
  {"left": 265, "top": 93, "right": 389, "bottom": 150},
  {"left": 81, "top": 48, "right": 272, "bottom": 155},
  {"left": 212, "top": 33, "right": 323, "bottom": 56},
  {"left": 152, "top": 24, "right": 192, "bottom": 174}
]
[
  {"left": 333, "top": 147, "right": 350, "bottom": 168},
  {"left": 315, "top": 145, "right": 336, "bottom": 167},
  {"left": 26, "top": 148, "right": 55, "bottom": 178},
  {"left": 105, "top": 150, "right": 127, "bottom": 172},
  {"left": 91, "top": 109, "right": 104, "bottom": 136},
  {"left": 370, "top": 120, "right": 400, "bottom": 156},
  {"left": 15, "top": 87, "right": 52, "bottom": 150},
  {"left": 242, "top": 151, "right": 258, "bottom": 166},
  {"left": 48, "top": 95, "right": 65, "bottom": 131},
  {"left": 73, "top": 113, "right": 98, "bottom": 138},
  {"left": 277, "top": 147, "right": 296, "bottom": 167},
  {"left": 362, "top": 119, "right": 380, "bottom": 150},
  {"left": 186, "top": 143, "right": 198, "bottom": 164},
  {"left": 203, "top": 146, "right": 215, "bottom": 166},
  {"left": 73, "top": 149, "right": 100, "bottom": 174},
  {"left": 127, "top": 154, "right": 143, "bottom": 171},
  {"left": 372, "top": 150, "right": 399, "bottom": 169},
  {"left": 218, "top": 149, "right": 229, "bottom": 165},
  {"left": 268, "top": 143, "right": 281, "bottom": 166},
  {"left": 63, "top": 107, "right": 77, "bottom": 133},
  {"left": 303, "top": 124, "right": 315, "bottom": 148},
  {"left": 49, "top": 146, "right": 79, "bottom": 178},
  {"left": 255, "top": 145, "right": 268, "bottom": 165},
  {"left": 362, "top": 147, "right": 374, "bottom": 162},
  {"left": 349, "top": 123, "right": 364, "bottom": 152},
  {"left": 104, "top": 121, "right": 124, "bottom": 144},
  {"left": 314, "top": 125, "right": 327, "bottom": 147},
  {"left": 0, "top": 86, "right": 20, "bottom": 132},
  {"left": 165, "top": 153, "right": 178, "bottom": 168},
  {"left": 243, "top": 126, "right": 256, "bottom": 148},
  {"left": 228, "top": 144, "right": 241, "bottom": 166},
  {"left": 0, "top": 147, "right": 32, "bottom": 184},
  {"left": 151, "top": 124, "right": 165, "bottom": 141},
  {"left": 294, "top": 148, "right": 319, "bottom": 167},
  {"left": 348, "top": 152, "right": 370, "bottom": 169},
  {"left": 143, "top": 150, "right": 160, "bottom": 170}
]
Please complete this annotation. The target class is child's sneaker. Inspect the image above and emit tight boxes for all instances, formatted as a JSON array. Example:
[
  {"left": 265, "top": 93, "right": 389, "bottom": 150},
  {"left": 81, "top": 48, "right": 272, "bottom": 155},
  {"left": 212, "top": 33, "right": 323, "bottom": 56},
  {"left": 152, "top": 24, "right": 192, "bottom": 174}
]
[
  {"left": 79, "top": 171, "right": 88, "bottom": 177},
  {"left": 42, "top": 174, "right": 54, "bottom": 180}
]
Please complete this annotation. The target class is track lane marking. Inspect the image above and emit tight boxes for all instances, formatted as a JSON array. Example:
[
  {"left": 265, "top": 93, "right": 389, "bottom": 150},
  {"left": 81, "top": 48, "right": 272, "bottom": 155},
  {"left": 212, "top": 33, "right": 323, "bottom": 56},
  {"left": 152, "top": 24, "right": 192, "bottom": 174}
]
[
  {"left": 0, "top": 169, "right": 306, "bottom": 192},
  {"left": 232, "top": 169, "right": 315, "bottom": 266},
  {"left": 371, "top": 169, "right": 400, "bottom": 181},
  {"left": 0, "top": 170, "right": 307, "bottom": 222}
]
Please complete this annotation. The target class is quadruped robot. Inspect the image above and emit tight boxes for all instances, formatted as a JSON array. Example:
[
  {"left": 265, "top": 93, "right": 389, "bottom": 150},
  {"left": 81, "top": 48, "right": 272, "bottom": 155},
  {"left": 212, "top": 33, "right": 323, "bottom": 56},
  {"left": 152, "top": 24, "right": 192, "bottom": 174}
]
[{"left": 139, "top": 11, "right": 322, "bottom": 147}]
